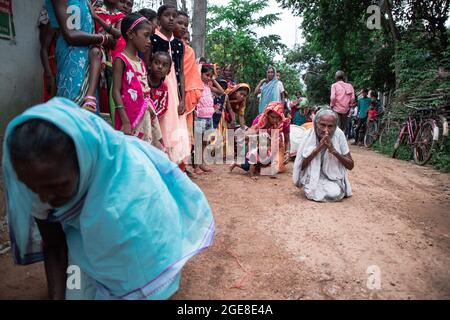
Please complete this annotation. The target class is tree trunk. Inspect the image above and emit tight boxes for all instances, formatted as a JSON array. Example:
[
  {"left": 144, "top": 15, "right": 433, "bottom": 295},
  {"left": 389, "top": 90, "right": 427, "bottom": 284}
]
[
  {"left": 381, "top": 0, "right": 401, "bottom": 89},
  {"left": 382, "top": 0, "right": 401, "bottom": 43},
  {"left": 181, "top": 0, "right": 188, "bottom": 13},
  {"left": 163, "top": 0, "right": 177, "bottom": 7},
  {"left": 192, "top": 0, "right": 207, "bottom": 59}
]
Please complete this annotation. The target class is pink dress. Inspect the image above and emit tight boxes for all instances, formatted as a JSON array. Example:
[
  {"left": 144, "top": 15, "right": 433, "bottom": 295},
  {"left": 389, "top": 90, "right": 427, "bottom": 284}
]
[
  {"left": 154, "top": 29, "right": 190, "bottom": 164},
  {"left": 114, "top": 53, "right": 162, "bottom": 147}
]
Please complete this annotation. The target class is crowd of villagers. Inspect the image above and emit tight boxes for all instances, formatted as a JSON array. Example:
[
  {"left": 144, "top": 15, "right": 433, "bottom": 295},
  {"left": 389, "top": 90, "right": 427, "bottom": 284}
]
[{"left": 0, "top": 0, "right": 355, "bottom": 301}]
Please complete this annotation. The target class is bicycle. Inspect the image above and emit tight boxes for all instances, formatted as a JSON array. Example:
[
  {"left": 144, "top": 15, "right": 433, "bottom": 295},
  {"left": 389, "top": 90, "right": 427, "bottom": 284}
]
[
  {"left": 364, "top": 113, "right": 383, "bottom": 148},
  {"left": 392, "top": 106, "right": 439, "bottom": 166},
  {"left": 377, "top": 111, "right": 402, "bottom": 150}
]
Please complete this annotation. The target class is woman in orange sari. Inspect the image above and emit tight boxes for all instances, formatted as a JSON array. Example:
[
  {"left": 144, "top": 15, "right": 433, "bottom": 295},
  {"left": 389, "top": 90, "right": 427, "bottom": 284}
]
[
  {"left": 174, "top": 11, "right": 204, "bottom": 144},
  {"left": 214, "top": 83, "right": 250, "bottom": 159},
  {"left": 222, "top": 83, "right": 251, "bottom": 130},
  {"left": 230, "top": 102, "right": 290, "bottom": 176}
]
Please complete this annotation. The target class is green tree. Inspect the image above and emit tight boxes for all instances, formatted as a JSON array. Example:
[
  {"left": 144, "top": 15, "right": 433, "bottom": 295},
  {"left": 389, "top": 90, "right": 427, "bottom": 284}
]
[
  {"left": 205, "top": 0, "right": 284, "bottom": 87},
  {"left": 275, "top": 61, "right": 304, "bottom": 99}
]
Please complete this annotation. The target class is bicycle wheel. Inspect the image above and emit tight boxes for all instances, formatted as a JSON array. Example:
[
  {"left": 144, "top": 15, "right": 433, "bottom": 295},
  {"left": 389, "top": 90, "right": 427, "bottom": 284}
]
[
  {"left": 392, "top": 126, "right": 406, "bottom": 159},
  {"left": 379, "top": 121, "right": 401, "bottom": 151},
  {"left": 413, "top": 120, "right": 436, "bottom": 165},
  {"left": 364, "top": 120, "right": 377, "bottom": 147}
]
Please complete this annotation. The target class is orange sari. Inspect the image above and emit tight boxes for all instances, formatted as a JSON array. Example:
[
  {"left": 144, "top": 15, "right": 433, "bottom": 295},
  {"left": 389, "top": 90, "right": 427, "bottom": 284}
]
[
  {"left": 251, "top": 102, "right": 289, "bottom": 173},
  {"left": 183, "top": 40, "right": 204, "bottom": 144},
  {"left": 214, "top": 83, "right": 251, "bottom": 159}
]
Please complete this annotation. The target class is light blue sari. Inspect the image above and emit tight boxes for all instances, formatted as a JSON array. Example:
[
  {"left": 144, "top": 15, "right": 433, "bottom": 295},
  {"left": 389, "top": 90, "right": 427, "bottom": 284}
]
[
  {"left": 46, "top": 0, "right": 92, "bottom": 104},
  {"left": 2, "top": 97, "right": 215, "bottom": 299},
  {"left": 258, "top": 67, "right": 283, "bottom": 114}
]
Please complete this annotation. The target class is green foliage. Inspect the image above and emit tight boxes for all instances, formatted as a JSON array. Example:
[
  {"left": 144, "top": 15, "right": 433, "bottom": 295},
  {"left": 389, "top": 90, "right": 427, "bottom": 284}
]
[
  {"left": 373, "top": 132, "right": 450, "bottom": 172},
  {"left": 205, "top": 0, "right": 300, "bottom": 94},
  {"left": 391, "top": 30, "right": 450, "bottom": 110},
  {"left": 278, "top": 0, "right": 450, "bottom": 170},
  {"left": 279, "top": 0, "right": 449, "bottom": 102},
  {"left": 275, "top": 61, "right": 304, "bottom": 98},
  {"left": 431, "top": 139, "right": 450, "bottom": 172}
]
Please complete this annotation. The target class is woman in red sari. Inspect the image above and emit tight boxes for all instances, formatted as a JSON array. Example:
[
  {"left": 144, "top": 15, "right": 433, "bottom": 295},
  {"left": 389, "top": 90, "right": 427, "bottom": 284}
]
[{"left": 230, "top": 102, "right": 291, "bottom": 177}]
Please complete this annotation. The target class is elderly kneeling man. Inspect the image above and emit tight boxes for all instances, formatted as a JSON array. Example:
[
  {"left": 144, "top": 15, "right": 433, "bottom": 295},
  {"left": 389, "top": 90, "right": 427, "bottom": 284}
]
[{"left": 293, "top": 109, "right": 354, "bottom": 202}]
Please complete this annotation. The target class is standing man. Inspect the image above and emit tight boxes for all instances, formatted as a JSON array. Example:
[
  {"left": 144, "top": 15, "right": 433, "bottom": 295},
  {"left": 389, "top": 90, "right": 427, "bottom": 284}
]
[
  {"left": 330, "top": 70, "right": 356, "bottom": 133},
  {"left": 353, "top": 88, "right": 371, "bottom": 145}
]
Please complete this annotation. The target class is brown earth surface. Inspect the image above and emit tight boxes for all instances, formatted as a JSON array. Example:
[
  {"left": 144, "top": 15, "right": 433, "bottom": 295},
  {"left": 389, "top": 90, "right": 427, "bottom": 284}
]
[{"left": 1, "top": 146, "right": 449, "bottom": 300}]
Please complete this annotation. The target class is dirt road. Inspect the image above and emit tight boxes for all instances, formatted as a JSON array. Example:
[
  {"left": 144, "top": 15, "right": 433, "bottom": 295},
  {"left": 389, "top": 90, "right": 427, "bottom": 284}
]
[{"left": 1, "top": 146, "right": 449, "bottom": 299}]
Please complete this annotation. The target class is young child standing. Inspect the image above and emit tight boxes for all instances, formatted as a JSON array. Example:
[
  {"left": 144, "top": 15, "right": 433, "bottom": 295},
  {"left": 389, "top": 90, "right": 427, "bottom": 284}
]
[
  {"left": 193, "top": 65, "right": 225, "bottom": 174},
  {"left": 148, "top": 51, "right": 171, "bottom": 119},
  {"left": 137, "top": 8, "right": 158, "bottom": 66},
  {"left": 118, "top": 0, "right": 133, "bottom": 14},
  {"left": 213, "top": 79, "right": 228, "bottom": 129},
  {"left": 112, "top": 13, "right": 164, "bottom": 150},
  {"left": 368, "top": 101, "right": 379, "bottom": 132},
  {"left": 38, "top": 4, "right": 58, "bottom": 102},
  {"left": 151, "top": 5, "right": 190, "bottom": 168},
  {"left": 82, "top": 0, "right": 125, "bottom": 113}
]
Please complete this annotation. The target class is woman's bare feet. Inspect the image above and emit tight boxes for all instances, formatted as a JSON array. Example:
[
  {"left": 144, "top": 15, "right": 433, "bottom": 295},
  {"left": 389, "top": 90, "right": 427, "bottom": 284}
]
[
  {"left": 229, "top": 163, "right": 238, "bottom": 172},
  {"left": 193, "top": 166, "right": 204, "bottom": 175}
]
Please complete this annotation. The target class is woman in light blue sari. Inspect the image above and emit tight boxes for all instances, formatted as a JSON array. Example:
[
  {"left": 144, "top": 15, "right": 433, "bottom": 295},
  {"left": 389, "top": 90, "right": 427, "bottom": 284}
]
[
  {"left": 254, "top": 66, "right": 285, "bottom": 114},
  {"left": 46, "top": 0, "right": 114, "bottom": 105},
  {"left": 2, "top": 97, "right": 214, "bottom": 299}
]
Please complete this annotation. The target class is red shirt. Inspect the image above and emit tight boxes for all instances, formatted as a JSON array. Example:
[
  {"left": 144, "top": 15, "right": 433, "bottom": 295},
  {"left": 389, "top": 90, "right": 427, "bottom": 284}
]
[
  {"left": 94, "top": 6, "right": 125, "bottom": 33},
  {"left": 368, "top": 109, "right": 377, "bottom": 120},
  {"left": 150, "top": 80, "right": 169, "bottom": 118}
]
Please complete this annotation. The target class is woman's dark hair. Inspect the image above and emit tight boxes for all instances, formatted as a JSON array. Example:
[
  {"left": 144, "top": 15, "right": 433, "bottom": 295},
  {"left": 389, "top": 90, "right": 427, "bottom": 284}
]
[
  {"left": 157, "top": 4, "right": 177, "bottom": 18},
  {"left": 138, "top": 8, "right": 157, "bottom": 21},
  {"left": 151, "top": 51, "right": 172, "bottom": 67},
  {"left": 370, "top": 90, "right": 378, "bottom": 98},
  {"left": 199, "top": 57, "right": 207, "bottom": 63},
  {"left": 201, "top": 65, "right": 214, "bottom": 74},
  {"left": 8, "top": 119, "right": 78, "bottom": 170},
  {"left": 121, "top": 13, "right": 150, "bottom": 40},
  {"left": 177, "top": 10, "right": 189, "bottom": 19},
  {"left": 238, "top": 87, "right": 249, "bottom": 94},
  {"left": 223, "top": 64, "right": 233, "bottom": 71},
  {"left": 218, "top": 79, "right": 228, "bottom": 90}
]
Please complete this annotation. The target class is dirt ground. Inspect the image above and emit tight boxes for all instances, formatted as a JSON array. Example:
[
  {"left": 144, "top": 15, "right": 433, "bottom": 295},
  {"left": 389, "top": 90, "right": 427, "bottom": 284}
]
[{"left": 1, "top": 146, "right": 449, "bottom": 300}]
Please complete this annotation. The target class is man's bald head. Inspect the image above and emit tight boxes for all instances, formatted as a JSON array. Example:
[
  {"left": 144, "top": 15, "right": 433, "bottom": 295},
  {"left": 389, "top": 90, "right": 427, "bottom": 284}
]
[{"left": 335, "top": 70, "right": 345, "bottom": 81}]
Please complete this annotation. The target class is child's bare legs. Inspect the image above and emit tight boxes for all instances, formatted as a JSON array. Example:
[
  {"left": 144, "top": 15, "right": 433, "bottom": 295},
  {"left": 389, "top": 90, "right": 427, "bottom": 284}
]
[
  {"left": 230, "top": 159, "right": 257, "bottom": 180},
  {"left": 83, "top": 46, "right": 102, "bottom": 112},
  {"left": 248, "top": 164, "right": 258, "bottom": 180},
  {"left": 199, "top": 141, "right": 213, "bottom": 173}
]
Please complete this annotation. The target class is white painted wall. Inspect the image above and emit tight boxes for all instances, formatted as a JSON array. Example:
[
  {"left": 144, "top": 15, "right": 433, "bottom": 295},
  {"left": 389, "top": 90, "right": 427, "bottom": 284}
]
[{"left": 0, "top": 0, "right": 45, "bottom": 135}]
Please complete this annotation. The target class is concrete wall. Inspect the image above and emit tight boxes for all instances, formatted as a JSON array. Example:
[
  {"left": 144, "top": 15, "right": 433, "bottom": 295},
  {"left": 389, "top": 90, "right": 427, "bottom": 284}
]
[{"left": 0, "top": 0, "right": 45, "bottom": 136}]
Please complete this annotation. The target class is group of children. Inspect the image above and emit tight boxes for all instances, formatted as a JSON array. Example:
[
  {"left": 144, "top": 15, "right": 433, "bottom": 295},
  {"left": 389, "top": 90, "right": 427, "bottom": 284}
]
[
  {"left": 349, "top": 88, "right": 382, "bottom": 144},
  {"left": 39, "top": 0, "right": 250, "bottom": 176}
]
